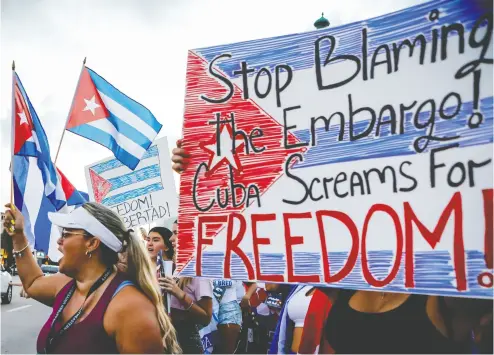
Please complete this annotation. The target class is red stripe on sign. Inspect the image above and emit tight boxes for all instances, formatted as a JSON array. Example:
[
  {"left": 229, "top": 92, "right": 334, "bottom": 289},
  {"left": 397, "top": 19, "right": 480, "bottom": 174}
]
[{"left": 177, "top": 50, "right": 305, "bottom": 274}]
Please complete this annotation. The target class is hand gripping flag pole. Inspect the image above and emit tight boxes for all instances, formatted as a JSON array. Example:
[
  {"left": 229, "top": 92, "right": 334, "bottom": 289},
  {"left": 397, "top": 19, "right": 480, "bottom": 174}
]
[{"left": 53, "top": 57, "right": 86, "bottom": 165}]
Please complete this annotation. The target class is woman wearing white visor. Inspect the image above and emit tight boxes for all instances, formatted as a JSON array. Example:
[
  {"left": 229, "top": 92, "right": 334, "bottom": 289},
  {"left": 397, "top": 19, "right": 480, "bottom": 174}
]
[{"left": 3, "top": 202, "right": 180, "bottom": 354}]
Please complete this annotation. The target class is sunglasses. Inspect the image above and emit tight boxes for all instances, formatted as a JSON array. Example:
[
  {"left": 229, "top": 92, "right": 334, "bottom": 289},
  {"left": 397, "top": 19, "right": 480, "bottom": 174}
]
[{"left": 60, "top": 229, "right": 92, "bottom": 239}]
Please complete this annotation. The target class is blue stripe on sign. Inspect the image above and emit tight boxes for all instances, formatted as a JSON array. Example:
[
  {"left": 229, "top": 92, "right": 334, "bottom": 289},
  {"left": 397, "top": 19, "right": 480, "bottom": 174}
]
[
  {"left": 293, "top": 97, "right": 493, "bottom": 169},
  {"left": 90, "top": 145, "right": 159, "bottom": 174},
  {"left": 68, "top": 123, "right": 140, "bottom": 170},
  {"left": 106, "top": 112, "right": 152, "bottom": 149},
  {"left": 194, "top": 0, "right": 487, "bottom": 77},
  {"left": 107, "top": 164, "right": 161, "bottom": 191},
  {"left": 102, "top": 182, "right": 163, "bottom": 206},
  {"left": 179, "top": 250, "right": 493, "bottom": 298},
  {"left": 87, "top": 68, "right": 163, "bottom": 134}
]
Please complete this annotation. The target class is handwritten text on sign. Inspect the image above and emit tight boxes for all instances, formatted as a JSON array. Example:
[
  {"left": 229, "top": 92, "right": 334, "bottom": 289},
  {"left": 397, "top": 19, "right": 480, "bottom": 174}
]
[
  {"left": 178, "top": 0, "right": 493, "bottom": 298},
  {"left": 85, "top": 137, "right": 178, "bottom": 229}
]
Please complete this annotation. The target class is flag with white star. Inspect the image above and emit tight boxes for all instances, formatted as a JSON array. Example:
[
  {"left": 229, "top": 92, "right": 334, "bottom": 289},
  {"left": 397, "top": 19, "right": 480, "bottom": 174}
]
[
  {"left": 13, "top": 72, "right": 86, "bottom": 210},
  {"left": 66, "top": 67, "right": 162, "bottom": 170}
]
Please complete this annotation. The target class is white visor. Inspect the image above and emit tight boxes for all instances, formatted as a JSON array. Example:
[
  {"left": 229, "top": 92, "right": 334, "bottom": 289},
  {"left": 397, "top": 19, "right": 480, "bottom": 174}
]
[{"left": 48, "top": 207, "right": 123, "bottom": 253}]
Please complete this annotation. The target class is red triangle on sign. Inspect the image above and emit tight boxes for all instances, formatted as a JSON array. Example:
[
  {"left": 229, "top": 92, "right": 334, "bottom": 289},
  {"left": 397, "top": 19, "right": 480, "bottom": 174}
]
[
  {"left": 177, "top": 51, "right": 306, "bottom": 273},
  {"left": 89, "top": 169, "right": 112, "bottom": 203},
  {"left": 66, "top": 67, "right": 109, "bottom": 129}
]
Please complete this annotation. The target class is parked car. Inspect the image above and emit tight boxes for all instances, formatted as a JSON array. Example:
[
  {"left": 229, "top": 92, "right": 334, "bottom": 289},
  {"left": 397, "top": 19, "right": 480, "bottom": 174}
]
[
  {"left": 41, "top": 264, "right": 59, "bottom": 275},
  {"left": 1, "top": 264, "right": 13, "bottom": 304}
]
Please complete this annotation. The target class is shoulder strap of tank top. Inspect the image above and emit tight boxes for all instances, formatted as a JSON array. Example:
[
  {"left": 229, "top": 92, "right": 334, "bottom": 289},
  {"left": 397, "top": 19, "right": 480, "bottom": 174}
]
[
  {"left": 54, "top": 279, "right": 76, "bottom": 304},
  {"left": 112, "top": 280, "right": 135, "bottom": 299},
  {"left": 48, "top": 279, "right": 76, "bottom": 319},
  {"left": 326, "top": 288, "right": 356, "bottom": 316},
  {"left": 44, "top": 268, "right": 113, "bottom": 353},
  {"left": 88, "top": 273, "right": 127, "bottom": 321},
  {"left": 337, "top": 289, "right": 356, "bottom": 303}
]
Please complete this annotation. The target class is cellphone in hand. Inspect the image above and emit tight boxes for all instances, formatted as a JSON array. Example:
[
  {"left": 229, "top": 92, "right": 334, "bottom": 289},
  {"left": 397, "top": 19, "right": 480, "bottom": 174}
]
[{"left": 157, "top": 250, "right": 165, "bottom": 278}]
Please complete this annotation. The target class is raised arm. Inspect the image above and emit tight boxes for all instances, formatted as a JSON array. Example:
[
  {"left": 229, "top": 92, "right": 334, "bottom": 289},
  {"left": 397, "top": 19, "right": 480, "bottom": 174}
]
[{"left": 3, "top": 204, "right": 70, "bottom": 306}]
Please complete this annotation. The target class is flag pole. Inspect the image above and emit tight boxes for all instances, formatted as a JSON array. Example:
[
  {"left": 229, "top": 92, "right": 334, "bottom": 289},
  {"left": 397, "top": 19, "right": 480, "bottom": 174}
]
[
  {"left": 10, "top": 60, "right": 16, "bottom": 213},
  {"left": 53, "top": 57, "right": 86, "bottom": 165}
]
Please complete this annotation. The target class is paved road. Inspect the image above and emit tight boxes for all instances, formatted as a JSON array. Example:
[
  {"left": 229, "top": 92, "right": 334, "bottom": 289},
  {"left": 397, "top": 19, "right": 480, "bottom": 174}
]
[{"left": 1, "top": 276, "right": 51, "bottom": 354}]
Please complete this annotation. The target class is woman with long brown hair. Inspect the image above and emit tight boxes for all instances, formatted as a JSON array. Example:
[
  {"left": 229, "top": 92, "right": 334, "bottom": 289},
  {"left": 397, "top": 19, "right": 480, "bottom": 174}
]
[
  {"left": 146, "top": 226, "right": 213, "bottom": 354},
  {"left": 3, "top": 202, "right": 180, "bottom": 354}
]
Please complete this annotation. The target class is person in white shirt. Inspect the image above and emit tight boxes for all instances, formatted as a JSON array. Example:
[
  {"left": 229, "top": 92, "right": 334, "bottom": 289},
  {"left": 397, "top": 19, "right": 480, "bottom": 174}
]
[{"left": 212, "top": 278, "right": 243, "bottom": 353}]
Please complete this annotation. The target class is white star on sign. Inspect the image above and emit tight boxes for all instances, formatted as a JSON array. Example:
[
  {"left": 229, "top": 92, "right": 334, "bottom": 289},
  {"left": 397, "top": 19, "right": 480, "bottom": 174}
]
[
  {"left": 203, "top": 124, "right": 245, "bottom": 171},
  {"left": 18, "top": 111, "right": 28, "bottom": 125},
  {"left": 83, "top": 95, "right": 100, "bottom": 115}
]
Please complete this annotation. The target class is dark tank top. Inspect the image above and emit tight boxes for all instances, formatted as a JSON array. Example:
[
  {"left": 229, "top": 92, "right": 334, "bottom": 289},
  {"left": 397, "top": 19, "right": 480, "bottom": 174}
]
[
  {"left": 325, "top": 291, "right": 471, "bottom": 354},
  {"left": 37, "top": 273, "right": 127, "bottom": 354}
]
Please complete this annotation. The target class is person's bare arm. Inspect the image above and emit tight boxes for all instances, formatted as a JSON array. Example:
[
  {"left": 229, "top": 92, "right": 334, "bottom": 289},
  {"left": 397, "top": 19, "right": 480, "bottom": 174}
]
[
  {"left": 106, "top": 287, "right": 164, "bottom": 354},
  {"left": 3, "top": 204, "right": 70, "bottom": 306},
  {"left": 187, "top": 296, "right": 213, "bottom": 326},
  {"left": 241, "top": 282, "right": 258, "bottom": 308},
  {"left": 160, "top": 277, "right": 212, "bottom": 326}
]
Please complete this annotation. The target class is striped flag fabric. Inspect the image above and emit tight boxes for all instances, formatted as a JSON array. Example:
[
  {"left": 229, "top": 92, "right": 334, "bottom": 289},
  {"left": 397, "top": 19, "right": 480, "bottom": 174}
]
[
  {"left": 66, "top": 67, "right": 162, "bottom": 170},
  {"left": 13, "top": 156, "right": 88, "bottom": 261},
  {"left": 13, "top": 72, "right": 87, "bottom": 210},
  {"left": 12, "top": 72, "right": 88, "bottom": 260}
]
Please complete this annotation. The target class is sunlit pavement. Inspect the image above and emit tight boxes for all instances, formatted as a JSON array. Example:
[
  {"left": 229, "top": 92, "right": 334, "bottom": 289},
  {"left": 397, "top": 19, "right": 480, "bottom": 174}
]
[{"left": 1, "top": 276, "right": 51, "bottom": 354}]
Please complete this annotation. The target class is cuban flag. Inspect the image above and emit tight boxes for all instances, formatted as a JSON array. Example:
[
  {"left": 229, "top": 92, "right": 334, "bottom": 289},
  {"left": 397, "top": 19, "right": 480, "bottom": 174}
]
[
  {"left": 66, "top": 67, "right": 162, "bottom": 170},
  {"left": 13, "top": 156, "right": 89, "bottom": 261},
  {"left": 12, "top": 73, "right": 88, "bottom": 260},
  {"left": 13, "top": 73, "right": 86, "bottom": 210}
]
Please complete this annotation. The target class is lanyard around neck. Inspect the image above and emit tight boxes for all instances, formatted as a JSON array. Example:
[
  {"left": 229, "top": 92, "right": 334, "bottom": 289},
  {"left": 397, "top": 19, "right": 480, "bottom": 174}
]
[{"left": 44, "top": 267, "right": 113, "bottom": 353}]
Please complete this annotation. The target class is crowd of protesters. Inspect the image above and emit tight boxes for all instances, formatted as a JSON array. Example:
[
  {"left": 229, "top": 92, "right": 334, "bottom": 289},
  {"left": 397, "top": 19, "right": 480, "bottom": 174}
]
[{"left": 1, "top": 139, "right": 492, "bottom": 354}]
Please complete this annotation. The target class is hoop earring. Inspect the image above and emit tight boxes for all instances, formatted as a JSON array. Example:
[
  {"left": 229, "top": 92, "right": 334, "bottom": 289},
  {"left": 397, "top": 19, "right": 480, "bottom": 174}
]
[{"left": 85, "top": 250, "right": 92, "bottom": 258}]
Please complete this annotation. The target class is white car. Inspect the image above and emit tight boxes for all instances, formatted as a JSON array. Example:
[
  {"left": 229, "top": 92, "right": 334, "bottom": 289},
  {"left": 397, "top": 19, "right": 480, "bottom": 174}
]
[{"left": 1, "top": 264, "right": 13, "bottom": 304}]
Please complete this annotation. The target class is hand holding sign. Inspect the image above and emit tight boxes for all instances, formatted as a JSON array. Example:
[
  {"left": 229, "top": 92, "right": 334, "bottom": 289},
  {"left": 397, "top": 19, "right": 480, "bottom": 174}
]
[{"left": 171, "top": 139, "right": 190, "bottom": 174}]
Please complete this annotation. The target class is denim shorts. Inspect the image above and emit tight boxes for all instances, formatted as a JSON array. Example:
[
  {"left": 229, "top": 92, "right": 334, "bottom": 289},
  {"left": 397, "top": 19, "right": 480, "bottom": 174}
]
[{"left": 217, "top": 300, "right": 242, "bottom": 325}]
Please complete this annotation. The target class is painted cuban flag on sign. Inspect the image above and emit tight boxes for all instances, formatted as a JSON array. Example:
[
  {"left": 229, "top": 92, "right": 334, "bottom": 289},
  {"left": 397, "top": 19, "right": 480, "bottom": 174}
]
[
  {"left": 85, "top": 137, "right": 178, "bottom": 229},
  {"left": 178, "top": 0, "right": 493, "bottom": 298}
]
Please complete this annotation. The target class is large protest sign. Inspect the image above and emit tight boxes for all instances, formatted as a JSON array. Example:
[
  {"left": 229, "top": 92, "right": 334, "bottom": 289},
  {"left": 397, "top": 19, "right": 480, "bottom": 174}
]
[
  {"left": 177, "top": 0, "right": 493, "bottom": 298},
  {"left": 85, "top": 137, "right": 178, "bottom": 229}
]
